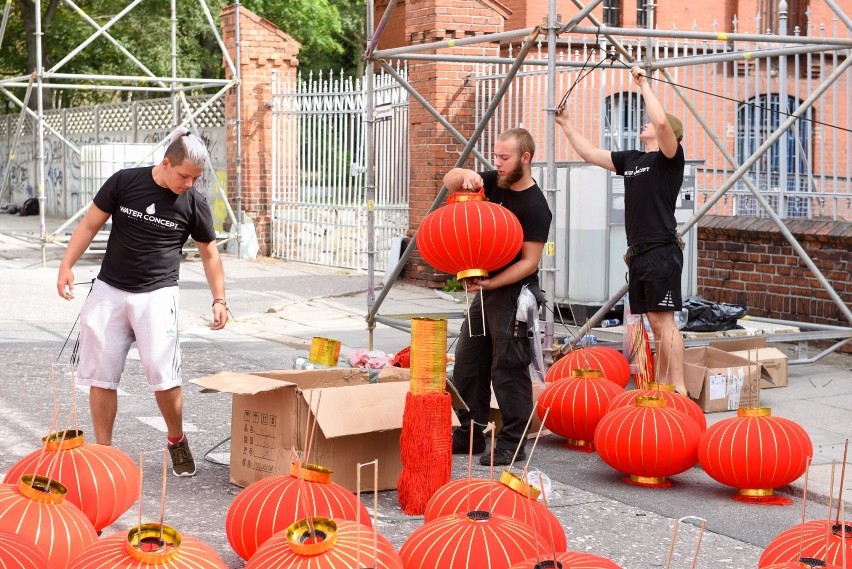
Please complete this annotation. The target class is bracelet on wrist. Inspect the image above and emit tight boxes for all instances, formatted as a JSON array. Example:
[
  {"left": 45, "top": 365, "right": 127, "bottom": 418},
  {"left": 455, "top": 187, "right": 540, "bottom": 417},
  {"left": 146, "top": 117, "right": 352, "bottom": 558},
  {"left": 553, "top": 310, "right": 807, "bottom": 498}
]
[{"left": 212, "top": 298, "right": 227, "bottom": 307}]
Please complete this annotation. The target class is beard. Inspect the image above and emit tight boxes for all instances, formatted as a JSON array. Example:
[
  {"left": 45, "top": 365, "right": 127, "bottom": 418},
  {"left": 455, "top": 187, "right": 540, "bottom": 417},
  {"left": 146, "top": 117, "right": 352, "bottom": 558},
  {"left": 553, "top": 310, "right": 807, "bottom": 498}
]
[{"left": 497, "top": 162, "right": 525, "bottom": 190}]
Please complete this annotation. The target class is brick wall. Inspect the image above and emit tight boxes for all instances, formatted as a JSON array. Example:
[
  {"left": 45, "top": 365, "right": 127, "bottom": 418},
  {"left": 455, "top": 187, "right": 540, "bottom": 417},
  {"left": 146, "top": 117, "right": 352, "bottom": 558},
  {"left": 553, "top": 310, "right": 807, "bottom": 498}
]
[
  {"left": 697, "top": 215, "right": 852, "bottom": 327},
  {"left": 221, "top": 5, "right": 301, "bottom": 256}
]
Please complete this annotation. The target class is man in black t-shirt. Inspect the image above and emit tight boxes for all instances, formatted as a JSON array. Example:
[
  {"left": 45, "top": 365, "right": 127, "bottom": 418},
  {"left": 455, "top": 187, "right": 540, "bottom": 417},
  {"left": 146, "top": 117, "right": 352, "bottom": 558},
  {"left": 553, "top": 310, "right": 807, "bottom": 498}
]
[
  {"left": 57, "top": 127, "right": 227, "bottom": 477},
  {"left": 556, "top": 66, "right": 687, "bottom": 393},
  {"left": 443, "top": 128, "right": 553, "bottom": 466}
]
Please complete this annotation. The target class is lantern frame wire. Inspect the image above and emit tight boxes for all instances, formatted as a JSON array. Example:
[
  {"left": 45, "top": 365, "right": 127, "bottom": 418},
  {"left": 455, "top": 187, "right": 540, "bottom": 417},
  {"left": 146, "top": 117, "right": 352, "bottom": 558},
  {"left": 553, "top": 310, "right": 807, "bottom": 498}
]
[
  {"left": 663, "top": 516, "right": 707, "bottom": 569},
  {"left": 356, "top": 459, "right": 381, "bottom": 569}
]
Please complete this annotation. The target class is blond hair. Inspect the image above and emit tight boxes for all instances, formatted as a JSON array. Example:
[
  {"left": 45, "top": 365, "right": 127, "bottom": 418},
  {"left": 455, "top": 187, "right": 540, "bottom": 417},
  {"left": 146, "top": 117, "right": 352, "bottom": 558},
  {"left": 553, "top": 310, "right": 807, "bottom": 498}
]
[{"left": 498, "top": 128, "right": 535, "bottom": 160}]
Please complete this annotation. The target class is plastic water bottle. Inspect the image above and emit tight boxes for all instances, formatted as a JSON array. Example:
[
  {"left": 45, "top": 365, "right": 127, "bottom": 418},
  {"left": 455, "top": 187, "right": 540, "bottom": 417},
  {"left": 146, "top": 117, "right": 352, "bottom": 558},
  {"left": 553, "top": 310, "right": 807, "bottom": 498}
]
[
  {"left": 578, "top": 335, "right": 597, "bottom": 346},
  {"left": 601, "top": 318, "right": 621, "bottom": 328}
]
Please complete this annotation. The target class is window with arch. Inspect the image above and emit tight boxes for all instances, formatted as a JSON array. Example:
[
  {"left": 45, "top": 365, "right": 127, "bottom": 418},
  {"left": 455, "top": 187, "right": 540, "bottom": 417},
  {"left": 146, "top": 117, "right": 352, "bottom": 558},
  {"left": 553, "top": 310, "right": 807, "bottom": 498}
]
[
  {"left": 604, "top": 91, "right": 644, "bottom": 151},
  {"left": 735, "top": 94, "right": 812, "bottom": 217}
]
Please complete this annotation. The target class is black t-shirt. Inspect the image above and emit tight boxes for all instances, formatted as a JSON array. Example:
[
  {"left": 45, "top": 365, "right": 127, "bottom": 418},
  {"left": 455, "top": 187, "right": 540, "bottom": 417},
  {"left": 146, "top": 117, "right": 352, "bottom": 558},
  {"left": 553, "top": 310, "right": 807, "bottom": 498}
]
[
  {"left": 611, "top": 145, "right": 685, "bottom": 245},
  {"left": 480, "top": 170, "right": 552, "bottom": 285},
  {"left": 93, "top": 166, "right": 216, "bottom": 293}
]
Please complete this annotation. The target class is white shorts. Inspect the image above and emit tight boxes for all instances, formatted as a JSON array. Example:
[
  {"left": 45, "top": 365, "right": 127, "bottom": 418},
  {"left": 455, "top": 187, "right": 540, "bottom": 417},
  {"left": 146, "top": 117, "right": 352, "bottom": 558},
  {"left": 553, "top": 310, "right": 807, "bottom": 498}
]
[{"left": 77, "top": 279, "right": 182, "bottom": 391}]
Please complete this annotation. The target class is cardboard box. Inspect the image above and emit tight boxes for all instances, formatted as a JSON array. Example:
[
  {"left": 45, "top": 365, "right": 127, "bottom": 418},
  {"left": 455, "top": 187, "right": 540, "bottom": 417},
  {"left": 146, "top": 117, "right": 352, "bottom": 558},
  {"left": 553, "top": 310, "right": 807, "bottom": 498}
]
[
  {"left": 709, "top": 338, "right": 789, "bottom": 389},
  {"left": 683, "top": 346, "right": 761, "bottom": 413},
  {"left": 191, "top": 368, "right": 409, "bottom": 492}
]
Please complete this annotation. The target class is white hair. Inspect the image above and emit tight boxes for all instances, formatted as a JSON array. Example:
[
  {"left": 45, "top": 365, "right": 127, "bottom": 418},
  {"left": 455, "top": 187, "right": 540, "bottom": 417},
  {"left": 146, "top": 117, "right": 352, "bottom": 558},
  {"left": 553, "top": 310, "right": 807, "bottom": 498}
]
[{"left": 164, "top": 126, "right": 209, "bottom": 168}]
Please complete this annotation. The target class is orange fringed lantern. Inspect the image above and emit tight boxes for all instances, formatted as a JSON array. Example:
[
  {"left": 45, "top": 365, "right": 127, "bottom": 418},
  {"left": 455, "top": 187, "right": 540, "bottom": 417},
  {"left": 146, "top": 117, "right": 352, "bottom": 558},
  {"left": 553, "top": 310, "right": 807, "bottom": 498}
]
[
  {"left": 4, "top": 430, "right": 140, "bottom": 531},
  {"left": 245, "top": 518, "right": 403, "bottom": 568},
  {"left": 699, "top": 407, "right": 812, "bottom": 505},
  {"left": 546, "top": 346, "right": 631, "bottom": 388},
  {"left": 225, "top": 463, "right": 371, "bottom": 560},
  {"left": 69, "top": 523, "right": 227, "bottom": 568},
  {"left": 594, "top": 396, "right": 701, "bottom": 488},
  {"left": 759, "top": 520, "right": 852, "bottom": 567},
  {"left": 417, "top": 191, "right": 523, "bottom": 280},
  {"left": 424, "top": 476, "right": 566, "bottom": 552},
  {"left": 536, "top": 369, "right": 624, "bottom": 452},
  {"left": 0, "top": 475, "right": 97, "bottom": 569},
  {"left": 607, "top": 383, "right": 707, "bottom": 433},
  {"left": 398, "top": 317, "right": 452, "bottom": 515},
  {"left": 400, "top": 511, "right": 548, "bottom": 569},
  {"left": 0, "top": 530, "right": 51, "bottom": 569},
  {"left": 510, "top": 551, "right": 624, "bottom": 568}
]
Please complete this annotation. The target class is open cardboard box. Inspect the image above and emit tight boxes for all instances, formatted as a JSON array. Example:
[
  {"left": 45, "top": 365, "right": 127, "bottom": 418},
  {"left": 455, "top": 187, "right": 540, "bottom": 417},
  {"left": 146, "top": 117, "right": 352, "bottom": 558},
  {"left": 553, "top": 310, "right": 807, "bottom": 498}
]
[
  {"left": 192, "top": 367, "right": 457, "bottom": 492},
  {"left": 708, "top": 337, "right": 789, "bottom": 389},
  {"left": 683, "top": 346, "right": 761, "bottom": 413}
]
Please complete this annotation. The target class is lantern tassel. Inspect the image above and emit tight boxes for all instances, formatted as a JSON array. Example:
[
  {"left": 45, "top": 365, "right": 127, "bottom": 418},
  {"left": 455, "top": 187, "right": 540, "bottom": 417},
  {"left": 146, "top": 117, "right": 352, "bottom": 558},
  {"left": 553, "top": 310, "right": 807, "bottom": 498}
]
[{"left": 397, "top": 392, "right": 452, "bottom": 515}]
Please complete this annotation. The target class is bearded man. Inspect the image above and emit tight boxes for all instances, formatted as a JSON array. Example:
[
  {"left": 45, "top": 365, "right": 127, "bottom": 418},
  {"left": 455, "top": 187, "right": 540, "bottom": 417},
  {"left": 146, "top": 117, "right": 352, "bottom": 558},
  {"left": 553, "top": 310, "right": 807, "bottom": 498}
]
[{"left": 442, "top": 127, "right": 552, "bottom": 465}]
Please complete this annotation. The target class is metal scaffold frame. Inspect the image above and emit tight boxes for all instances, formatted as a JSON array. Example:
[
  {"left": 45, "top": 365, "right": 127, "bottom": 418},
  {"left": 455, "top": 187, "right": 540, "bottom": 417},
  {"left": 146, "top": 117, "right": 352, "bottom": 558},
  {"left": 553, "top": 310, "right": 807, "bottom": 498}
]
[
  {"left": 362, "top": 0, "right": 852, "bottom": 360},
  {"left": 0, "top": 0, "right": 244, "bottom": 264}
]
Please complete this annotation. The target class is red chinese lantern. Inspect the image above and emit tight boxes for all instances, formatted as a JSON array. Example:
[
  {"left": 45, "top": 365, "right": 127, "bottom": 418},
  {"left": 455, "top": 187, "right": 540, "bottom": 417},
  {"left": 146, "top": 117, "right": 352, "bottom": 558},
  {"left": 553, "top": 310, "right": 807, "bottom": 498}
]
[
  {"left": 536, "top": 369, "right": 624, "bottom": 452},
  {"left": 0, "top": 475, "right": 97, "bottom": 569},
  {"left": 594, "top": 396, "right": 701, "bottom": 488},
  {"left": 763, "top": 563, "right": 842, "bottom": 568},
  {"left": 424, "top": 475, "right": 566, "bottom": 551},
  {"left": 759, "top": 520, "right": 852, "bottom": 567},
  {"left": 546, "top": 346, "right": 631, "bottom": 388},
  {"left": 607, "top": 383, "right": 706, "bottom": 432},
  {"left": 69, "top": 523, "right": 227, "bottom": 568},
  {"left": 400, "top": 510, "right": 548, "bottom": 569},
  {"left": 0, "top": 530, "right": 51, "bottom": 569},
  {"left": 245, "top": 518, "right": 403, "bottom": 568},
  {"left": 510, "top": 551, "right": 623, "bottom": 568},
  {"left": 699, "top": 407, "right": 812, "bottom": 505},
  {"left": 417, "top": 192, "right": 523, "bottom": 280},
  {"left": 4, "top": 430, "right": 140, "bottom": 531},
  {"left": 225, "top": 462, "right": 371, "bottom": 560}
]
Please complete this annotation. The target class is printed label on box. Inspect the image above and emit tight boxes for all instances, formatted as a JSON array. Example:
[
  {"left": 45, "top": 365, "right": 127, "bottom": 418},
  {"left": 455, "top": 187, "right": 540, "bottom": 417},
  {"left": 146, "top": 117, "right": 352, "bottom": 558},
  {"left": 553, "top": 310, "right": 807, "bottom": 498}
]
[
  {"left": 727, "top": 367, "right": 744, "bottom": 411},
  {"left": 241, "top": 409, "right": 278, "bottom": 474},
  {"left": 708, "top": 373, "right": 727, "bottom": 399}
]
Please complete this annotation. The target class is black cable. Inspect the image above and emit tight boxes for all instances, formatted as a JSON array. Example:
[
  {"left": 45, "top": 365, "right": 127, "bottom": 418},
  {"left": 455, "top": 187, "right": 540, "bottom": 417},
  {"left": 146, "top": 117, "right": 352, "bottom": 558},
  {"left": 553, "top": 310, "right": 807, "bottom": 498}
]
[{"left": 607, "top": 55, "right": 852, "bottom": 135}]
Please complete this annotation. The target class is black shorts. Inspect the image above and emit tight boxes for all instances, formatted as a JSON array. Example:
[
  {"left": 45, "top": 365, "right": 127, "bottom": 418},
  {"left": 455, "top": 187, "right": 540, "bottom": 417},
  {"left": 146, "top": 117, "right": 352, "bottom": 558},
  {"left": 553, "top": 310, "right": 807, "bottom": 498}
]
[{"left": 628, "top": 242, "right": 683, "bottom": 313}]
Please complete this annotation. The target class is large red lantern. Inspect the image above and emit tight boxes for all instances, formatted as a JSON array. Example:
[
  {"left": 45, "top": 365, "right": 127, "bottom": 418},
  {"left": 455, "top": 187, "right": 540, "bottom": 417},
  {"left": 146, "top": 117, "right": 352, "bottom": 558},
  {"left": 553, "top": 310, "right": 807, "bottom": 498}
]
[
  {"left": 0, "top": 530, "right": 51, "bottom": 569},
  {"left": 4, "top": 430, "right": 140, "bottom": 531},
  {"left": 417, "top": 192, "right": 523, "bottom": 280},
  {"left": 0, "top": 475, "right": 97, "bottom": 569},
  {"left": 546, "top": 347, "right": 631, "bottom": 388},
  {"left": 69, "top": 523, "right": 227, "bottom": 568},
  {"left": 759, "top": 520, "right": 852, "bottom": 566},
  {"left": 245, "top": 518, "right": 403, "bottom": 568},
  {"left": 699, "top": 407, "right": 812, "bottom": 505},
  {"left": 510, "top": 551, "right": 623, "bottom": 568},
  {"left": 225, "top": 462, "right": 371, "bottom": 560},
  {"left": 424, "top": 475, "right": 566, "bottom": 551},
  {"left": 763, "top": 563, "right": 842, "bottom": 568},
  {"left": 400, "top": 510, "right": 548, "bottom": 569},
  {"left": 594, "top": 396, "right": 701, "bottom": 487},
  {"left": 536, "top": 369, "right": 624, "bottom": 452},
  {"left": 607, "top": 383, "right": 706, "bottom": 432}
]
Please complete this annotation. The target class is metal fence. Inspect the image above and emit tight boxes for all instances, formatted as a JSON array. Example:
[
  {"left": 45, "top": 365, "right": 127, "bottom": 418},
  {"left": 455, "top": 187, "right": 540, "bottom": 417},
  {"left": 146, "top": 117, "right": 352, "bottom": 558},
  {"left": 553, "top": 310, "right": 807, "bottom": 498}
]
[
  {"left": 469, "top": 17, "right": 852, "bottom": 222},
  {"left": 270, "top": 68, "right": 409, "bottom": 271}
]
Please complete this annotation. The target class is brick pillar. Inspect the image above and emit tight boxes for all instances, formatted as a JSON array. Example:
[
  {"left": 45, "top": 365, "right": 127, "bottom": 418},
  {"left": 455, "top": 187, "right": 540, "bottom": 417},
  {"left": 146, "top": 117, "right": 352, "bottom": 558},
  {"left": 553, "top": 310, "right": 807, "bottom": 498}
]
[
  {"left": 221, "top": 5, "right": 300, "bottom": 256},
  {"left": 389, "top": 0, "right": 506, "bottom": 287}
]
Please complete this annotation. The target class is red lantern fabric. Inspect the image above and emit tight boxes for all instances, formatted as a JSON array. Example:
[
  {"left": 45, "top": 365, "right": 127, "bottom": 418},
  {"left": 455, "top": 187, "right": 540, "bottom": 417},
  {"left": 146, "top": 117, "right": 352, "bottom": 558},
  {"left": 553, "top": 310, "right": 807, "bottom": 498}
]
[
  {"left": 0, "top": 530, "right": 51, "bottom": 569},
  {"left": 536, "top": 369, "right": 624, "bottom": 452},
  {"left": 0, "top": 476, "right": 97, "bottom": 569},
  {"left": 246, "top": 518, "right": 403, "bottom": 568},
  {"left": 546, "top": 347, "right": 631, "bottom": 388},
  {"left": 594, "top": 396, "right": 701, "bottom": 487},
  {"left": 510, "top": 551, "right": 623, "bottom": 568},
  {"left": 607, "top": 383, "right": 706, "bottom": 432},
  {"left": 763, "top": 563, "right": 842, "bottom": 569},
  {"left": 69, "top": 523, "right": 227, "bottom": 568},
  {"left": 424, "top": 476, "right": 566, "bottom": 551},
  {"left": 759, "top": 520, "right": 852, "bottom": 567},
  {"left": 417, "top": 192, "right": 523, "bottom": 280},
  {"left": 225, "top": 463, "right": 371, "bottom": 560},
  {"left": 699, "top": 407, "right": 812, "bottom": 505},
  {"left": 400, "top": 511, "right": 549, "bottom": 569},
  {"left": 4, "top": 430, "right": 140, "bottom": 531}
]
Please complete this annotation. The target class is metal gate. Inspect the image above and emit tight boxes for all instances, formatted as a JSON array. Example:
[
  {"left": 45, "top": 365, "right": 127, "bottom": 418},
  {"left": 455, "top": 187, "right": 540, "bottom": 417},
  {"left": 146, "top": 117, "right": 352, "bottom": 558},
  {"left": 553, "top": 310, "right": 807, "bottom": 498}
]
[{"left": 270, "top": 68, "right": 409, "bottom": 270}]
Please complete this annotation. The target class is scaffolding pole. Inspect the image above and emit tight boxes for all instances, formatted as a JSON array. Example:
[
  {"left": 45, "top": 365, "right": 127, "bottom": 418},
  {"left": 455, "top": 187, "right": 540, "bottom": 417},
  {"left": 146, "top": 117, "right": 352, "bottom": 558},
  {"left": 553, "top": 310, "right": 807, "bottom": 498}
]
[{"left": 365, "top": 0, "right": 378, "bottom": 349}]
